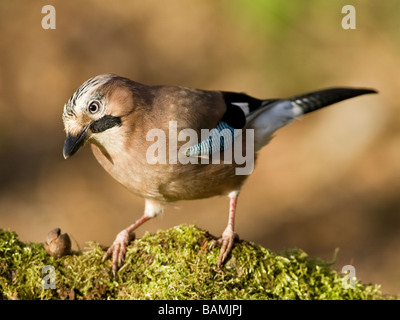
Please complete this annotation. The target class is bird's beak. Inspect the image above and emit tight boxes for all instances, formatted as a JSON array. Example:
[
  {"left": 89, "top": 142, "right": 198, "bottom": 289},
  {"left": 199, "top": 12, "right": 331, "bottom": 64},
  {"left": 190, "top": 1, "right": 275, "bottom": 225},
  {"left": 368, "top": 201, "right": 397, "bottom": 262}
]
[{"left": 63, "top": 126, "right": 89, "bottom": 159}]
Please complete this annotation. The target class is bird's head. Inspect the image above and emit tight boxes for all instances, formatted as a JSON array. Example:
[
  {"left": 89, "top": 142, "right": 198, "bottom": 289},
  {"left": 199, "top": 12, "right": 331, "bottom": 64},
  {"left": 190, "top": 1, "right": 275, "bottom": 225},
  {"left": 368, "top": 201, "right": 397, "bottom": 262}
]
[{"left": 62, "top": 73, "right": 133, "bottom": 159}]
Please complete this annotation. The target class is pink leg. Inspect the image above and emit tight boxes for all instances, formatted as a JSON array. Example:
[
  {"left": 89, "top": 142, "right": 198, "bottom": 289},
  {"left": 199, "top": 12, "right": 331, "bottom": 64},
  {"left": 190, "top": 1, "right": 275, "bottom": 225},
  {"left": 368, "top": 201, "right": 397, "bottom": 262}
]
[
  {"left": 102, "top": 215, "right": 151, "bottom": 276},
  {"left": 103, "top": 199, "right": 163, "bottom": 276},
  {"left": 211, "top": 190, "right": 240, "bottom": 267}
]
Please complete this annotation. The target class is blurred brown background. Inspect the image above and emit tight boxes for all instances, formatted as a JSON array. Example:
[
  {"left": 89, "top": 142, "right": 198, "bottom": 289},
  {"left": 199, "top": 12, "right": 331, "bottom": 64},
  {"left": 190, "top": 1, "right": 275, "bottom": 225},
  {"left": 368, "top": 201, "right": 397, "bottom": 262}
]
[{"left": 1, "top": 0, "right": 400, "bottom": 295}]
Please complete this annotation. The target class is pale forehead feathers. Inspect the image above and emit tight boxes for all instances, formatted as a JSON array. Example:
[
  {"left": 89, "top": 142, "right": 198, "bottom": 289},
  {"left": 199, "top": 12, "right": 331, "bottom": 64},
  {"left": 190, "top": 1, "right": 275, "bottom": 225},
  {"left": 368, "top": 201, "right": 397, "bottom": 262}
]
[{"left": 63, "top": 74, "right": 116, "bottom": 120}]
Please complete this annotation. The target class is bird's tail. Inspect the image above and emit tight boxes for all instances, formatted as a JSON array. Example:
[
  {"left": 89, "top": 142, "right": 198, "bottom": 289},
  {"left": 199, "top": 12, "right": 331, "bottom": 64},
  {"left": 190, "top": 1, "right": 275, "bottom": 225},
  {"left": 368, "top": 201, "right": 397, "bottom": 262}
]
[
  {"left": 248, "top": 87, "right": 377, "bottom": 151},
  {"left": 289, "top": 88, "right": 377, "bottom": 114}
]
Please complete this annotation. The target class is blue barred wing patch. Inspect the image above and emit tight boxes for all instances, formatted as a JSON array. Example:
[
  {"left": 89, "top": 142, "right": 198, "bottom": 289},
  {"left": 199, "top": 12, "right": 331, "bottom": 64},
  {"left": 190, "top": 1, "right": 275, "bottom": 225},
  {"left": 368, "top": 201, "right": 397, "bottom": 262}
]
[{"left": 185, "top": 121, "right": 237, "bottom": 157}]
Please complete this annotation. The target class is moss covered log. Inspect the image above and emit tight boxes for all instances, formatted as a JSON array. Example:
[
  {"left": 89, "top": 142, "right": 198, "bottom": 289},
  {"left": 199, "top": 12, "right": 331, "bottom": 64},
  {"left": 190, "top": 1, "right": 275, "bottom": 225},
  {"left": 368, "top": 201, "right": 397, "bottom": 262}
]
[{"left": 0, "top": 224, "right": 385, "bottom": 300}]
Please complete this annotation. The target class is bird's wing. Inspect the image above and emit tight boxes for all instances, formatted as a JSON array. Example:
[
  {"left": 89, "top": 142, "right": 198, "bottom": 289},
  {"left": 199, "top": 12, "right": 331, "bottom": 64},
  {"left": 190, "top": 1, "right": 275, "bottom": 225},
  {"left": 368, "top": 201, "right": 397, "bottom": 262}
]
[
  {"left": 147, "top": 85, "right": 227, "bottom": 133},
  {"left": 183, "top": 91, "right": 270, "bottom": 157},
  {"left": 186, "top": 88, "right": 377, "bottom": 157}
]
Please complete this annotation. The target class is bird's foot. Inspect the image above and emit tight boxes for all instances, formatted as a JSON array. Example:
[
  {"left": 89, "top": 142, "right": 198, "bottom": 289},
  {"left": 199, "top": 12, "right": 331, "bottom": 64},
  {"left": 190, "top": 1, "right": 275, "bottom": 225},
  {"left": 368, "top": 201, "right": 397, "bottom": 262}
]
[
  {"left": 102, "top": 229, "right": 135, "bottom": 276},
  {"left": 209, "top": 227, "right": 239, "bottom": 268}
]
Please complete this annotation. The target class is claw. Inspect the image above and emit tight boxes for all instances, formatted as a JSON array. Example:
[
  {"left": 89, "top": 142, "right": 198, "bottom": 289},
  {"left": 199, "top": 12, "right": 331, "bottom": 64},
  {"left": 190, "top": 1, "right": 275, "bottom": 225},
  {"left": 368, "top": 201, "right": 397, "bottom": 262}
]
[
  {"left": 209, "top": 228, "right": 239, "bottom": 268},
  {"left": 208, "top": 238, "right": 220, "bottom": 251},
  {"left": 102, "top": 229, "right": 135, "bottom": 276}
]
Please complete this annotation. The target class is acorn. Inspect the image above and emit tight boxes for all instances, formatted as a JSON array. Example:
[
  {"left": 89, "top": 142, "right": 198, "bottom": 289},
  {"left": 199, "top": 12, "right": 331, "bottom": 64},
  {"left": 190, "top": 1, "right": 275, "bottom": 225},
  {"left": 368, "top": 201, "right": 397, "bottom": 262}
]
[{"left": 44, "top": 228, "right": 71, "bottom": 258}]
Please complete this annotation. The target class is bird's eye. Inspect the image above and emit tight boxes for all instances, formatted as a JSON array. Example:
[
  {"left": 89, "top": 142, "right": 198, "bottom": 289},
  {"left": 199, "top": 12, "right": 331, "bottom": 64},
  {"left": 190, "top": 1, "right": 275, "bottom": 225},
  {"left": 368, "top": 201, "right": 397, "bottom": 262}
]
[{"left": 88, "top": 101, "right": 101, "bottom": 114}]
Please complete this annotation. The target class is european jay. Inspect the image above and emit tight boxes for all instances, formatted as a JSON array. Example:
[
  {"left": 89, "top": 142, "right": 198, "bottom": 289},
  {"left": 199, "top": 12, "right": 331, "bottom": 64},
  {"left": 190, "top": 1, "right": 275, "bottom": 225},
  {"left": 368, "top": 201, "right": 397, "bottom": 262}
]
[{"left": 62, "top": 74, "right": 376, "bottom": 275}]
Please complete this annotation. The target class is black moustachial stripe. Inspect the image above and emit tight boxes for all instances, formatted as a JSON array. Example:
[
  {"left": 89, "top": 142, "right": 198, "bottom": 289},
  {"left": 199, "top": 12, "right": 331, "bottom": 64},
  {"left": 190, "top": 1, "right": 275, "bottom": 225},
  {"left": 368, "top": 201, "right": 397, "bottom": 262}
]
[{"left": 90, "top": 115, "right": 122, "bottom": 133}]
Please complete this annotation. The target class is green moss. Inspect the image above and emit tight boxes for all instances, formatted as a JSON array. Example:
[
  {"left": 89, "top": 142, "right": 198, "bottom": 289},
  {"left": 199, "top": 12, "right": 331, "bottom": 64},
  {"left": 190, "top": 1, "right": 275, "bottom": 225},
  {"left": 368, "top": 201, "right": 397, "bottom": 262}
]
[{"left": 0, "top": 225, "right": 387, "bottom": 300}]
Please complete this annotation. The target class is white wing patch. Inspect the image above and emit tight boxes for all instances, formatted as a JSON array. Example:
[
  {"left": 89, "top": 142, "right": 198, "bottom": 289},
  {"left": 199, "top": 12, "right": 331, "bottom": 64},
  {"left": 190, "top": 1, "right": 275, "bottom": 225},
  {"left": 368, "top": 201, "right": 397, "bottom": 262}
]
[{"left": 231, "top": 102, "right": 250, "bottom": 116}]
